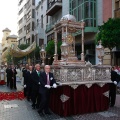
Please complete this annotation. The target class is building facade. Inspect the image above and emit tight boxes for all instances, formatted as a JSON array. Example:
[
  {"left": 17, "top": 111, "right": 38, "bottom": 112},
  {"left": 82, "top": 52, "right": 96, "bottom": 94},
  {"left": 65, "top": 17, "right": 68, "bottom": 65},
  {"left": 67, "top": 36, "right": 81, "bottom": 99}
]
[
  {"left": 35, "top": 0, "right": 47, "bottom": 46},
  {"left": 1, "top": 28, "right": 18, "bottom": 64},
  {"left": 18, "top": 0, "right": 35, "bottom": 45},
  {"left": 31, "top": 0, "right": 115, "bottom": 65},
  {"left": 34, "top": 0, "right": 113, "bottom": 65},
  {"left": 114, "top": 0, "right": 120, "bottom": 18},
  {"left": 112, "top": 0, "right": 120, "bottom": 65}
]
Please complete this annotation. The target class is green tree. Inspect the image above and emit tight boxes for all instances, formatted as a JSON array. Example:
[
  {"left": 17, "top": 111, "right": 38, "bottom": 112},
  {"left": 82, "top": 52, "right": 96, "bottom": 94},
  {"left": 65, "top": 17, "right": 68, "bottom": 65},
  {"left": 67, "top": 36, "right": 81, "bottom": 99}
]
[
  {"left": 45, "top": 40, "right": 62, "bottom": 64},
  {"left": 96, "top": 18, "right": 120, "bottom": 65},
  {"left": 34, "top": 46, "right": 40, "bottom": 60},
  {"left": 6, "top": 52, "right": 12, "bottom": 64},
  {"left": 45, "top": 40, "right": 62, "bottom": 56}
]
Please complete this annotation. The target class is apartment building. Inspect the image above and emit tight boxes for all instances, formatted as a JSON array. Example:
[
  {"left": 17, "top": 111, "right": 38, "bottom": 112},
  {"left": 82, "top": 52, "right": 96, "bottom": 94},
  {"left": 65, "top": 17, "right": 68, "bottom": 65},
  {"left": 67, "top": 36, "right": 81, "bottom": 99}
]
[
  {"left": 46, "top": 0, "right": 69, "bottom": 43},
  {"left": 114, "top": 0, "right": 120, "bottom": 18},
  {"left": 112, "top": 0, "right": 120, "bottom": 65},
  {"left": 18, "top": 0, "right": 35, "bottom": 45}
]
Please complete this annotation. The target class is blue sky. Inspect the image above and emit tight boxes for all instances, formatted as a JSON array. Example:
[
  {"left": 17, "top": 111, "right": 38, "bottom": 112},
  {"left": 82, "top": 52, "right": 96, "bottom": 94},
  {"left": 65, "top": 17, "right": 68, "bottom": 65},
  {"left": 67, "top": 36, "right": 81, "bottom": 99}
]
[{"left": 0, "top": 0, "right": 18, "bottom": 42}]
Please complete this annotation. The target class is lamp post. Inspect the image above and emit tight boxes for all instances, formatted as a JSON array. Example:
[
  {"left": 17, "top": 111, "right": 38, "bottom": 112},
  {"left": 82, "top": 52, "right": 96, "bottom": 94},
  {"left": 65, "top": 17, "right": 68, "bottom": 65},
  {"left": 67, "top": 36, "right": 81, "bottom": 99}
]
[
  {"left": 96, "top": 40, "right": 104, "bottom": 65},
  {"left": 40, "top": 45, "right": 46, "bottom": 66}
]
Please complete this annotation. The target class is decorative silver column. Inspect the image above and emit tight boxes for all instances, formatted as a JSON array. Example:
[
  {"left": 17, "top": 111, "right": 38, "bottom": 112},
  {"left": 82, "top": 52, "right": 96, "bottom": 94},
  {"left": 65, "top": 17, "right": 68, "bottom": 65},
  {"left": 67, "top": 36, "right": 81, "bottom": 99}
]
[
  {"left": 54, "top": 28, "right": 58, "bottom": 62},
  {"left": 81, "top": 21, "right": 85, "bottom": 61}
]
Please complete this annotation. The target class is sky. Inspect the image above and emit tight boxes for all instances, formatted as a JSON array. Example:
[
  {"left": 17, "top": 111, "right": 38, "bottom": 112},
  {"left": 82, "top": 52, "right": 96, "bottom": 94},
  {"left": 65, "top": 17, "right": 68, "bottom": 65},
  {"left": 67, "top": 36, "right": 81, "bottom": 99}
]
[{"left": 0, "top": 0, "right": 18, "bottom": 42}]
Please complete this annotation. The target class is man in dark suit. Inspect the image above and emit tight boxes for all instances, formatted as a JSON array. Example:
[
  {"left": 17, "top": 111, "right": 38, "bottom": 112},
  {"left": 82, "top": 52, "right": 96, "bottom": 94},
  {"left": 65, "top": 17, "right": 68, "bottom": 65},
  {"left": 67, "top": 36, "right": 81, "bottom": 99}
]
[
  {"left": 6, "top": 65, "right": 11, "bottom": 87},
  {"left": 109, "top": 66, "right": 119, "bottom": 107},
  {"left": 22, "top": 64, "right": 29, "bottom": 96},
  {"left": 24, "top": 65, "right": 33, "bottom": 101},
  {"left": 9, "top": 65, "right": 17, "bottom": 89},
  {"left": 38, "top": 65, "right": 57, "bottom": 115},
  {"left": 31, "top": 64, "right": 41, "bottom": 109}
]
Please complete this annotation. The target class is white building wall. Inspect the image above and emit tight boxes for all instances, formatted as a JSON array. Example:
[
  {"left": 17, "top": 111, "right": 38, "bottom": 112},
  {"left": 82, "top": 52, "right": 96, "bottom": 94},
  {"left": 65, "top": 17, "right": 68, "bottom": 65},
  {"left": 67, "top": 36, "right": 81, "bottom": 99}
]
[
  {"left": 62, "top": 0, "right": 69, "bottom": 16},
  {"left": 35, "top": 0, "right": 47, "bottom": 46},
  {"left": 112, "top": 0, "right": 115, "bottom": 18},
  {"left": 18, "top": 0, "right": 36, "bottom": 45},
  {"left": 97, "top": 0, "right": 103, "bottom": 26},
  {"left": 18, "top": 0, "right": 27, "bottom": 44}
]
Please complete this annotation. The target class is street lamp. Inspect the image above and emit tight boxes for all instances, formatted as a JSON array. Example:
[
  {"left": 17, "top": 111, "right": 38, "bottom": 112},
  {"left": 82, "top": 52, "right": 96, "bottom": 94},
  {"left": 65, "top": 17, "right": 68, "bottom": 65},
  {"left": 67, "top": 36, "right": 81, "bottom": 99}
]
[
  {"left": 96, "top": 40, "right": 104, "bottom": 65},
  {"left": 40, "top": 45, "right": 46, "bottom": 66}
]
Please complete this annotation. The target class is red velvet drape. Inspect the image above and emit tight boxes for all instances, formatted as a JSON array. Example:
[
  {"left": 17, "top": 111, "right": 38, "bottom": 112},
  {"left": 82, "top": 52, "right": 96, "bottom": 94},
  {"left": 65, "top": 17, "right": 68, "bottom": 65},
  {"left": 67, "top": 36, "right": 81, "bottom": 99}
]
[{"left": 49, "top": 84, "right": 109, "bottom": 117}]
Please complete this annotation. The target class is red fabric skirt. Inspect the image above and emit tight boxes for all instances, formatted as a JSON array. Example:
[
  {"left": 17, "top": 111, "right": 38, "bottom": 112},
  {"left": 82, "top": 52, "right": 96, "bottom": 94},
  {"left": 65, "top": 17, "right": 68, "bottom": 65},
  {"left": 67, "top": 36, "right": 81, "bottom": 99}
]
[{"left": 49, "top": 84, "right": 109, "bottom": 116}]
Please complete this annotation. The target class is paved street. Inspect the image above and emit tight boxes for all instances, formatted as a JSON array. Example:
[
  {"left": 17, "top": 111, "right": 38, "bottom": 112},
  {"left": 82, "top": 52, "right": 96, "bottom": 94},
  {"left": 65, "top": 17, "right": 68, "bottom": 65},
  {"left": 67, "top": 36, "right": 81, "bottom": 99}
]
[{"left": 0, "top": 82, "right": 120, "bottom": 120}]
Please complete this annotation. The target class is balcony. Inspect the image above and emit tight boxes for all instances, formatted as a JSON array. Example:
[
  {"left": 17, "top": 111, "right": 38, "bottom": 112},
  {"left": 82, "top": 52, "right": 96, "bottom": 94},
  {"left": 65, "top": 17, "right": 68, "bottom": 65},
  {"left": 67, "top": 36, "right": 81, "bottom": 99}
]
[
  {"left": 114, "top": 8, "right": 120, "bottom": 18},
  {"left": 46, "top": 0, "right": 62, "bottom": 16}
]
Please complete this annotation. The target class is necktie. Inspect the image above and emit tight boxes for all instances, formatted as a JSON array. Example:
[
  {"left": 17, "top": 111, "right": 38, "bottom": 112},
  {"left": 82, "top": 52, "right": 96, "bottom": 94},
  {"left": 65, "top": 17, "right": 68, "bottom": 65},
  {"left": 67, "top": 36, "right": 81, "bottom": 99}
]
[
  {"left": 47, "top": 73, "right": 50, "bottom": 85},
  {"left": 38, "top": 72, "right": 40, "bottom": 76}
]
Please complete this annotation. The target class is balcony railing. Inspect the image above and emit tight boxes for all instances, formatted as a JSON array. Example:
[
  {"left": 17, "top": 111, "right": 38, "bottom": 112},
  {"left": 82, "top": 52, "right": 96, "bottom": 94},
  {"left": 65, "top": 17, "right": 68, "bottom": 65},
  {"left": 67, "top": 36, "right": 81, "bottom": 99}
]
[{"left": 46, "top": 0, "right": 62, "bottom": 16}]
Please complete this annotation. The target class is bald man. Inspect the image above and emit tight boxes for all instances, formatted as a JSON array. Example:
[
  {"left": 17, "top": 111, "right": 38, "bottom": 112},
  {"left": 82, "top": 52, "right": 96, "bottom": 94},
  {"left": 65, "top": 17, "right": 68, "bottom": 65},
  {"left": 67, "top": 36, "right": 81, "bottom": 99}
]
[{"left": 38, "top": 65, "right": 57, "bottom": 115}]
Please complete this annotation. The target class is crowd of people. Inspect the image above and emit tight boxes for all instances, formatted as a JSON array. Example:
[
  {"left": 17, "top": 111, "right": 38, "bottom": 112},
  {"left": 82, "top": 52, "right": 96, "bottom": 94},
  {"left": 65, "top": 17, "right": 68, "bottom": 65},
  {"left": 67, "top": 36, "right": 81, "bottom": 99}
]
[
  {"left": 5, "top": 63, "right": 58, "bottom": 116},
  {"left": 0, "top": 63, "right": 120, "bottom": 116}
]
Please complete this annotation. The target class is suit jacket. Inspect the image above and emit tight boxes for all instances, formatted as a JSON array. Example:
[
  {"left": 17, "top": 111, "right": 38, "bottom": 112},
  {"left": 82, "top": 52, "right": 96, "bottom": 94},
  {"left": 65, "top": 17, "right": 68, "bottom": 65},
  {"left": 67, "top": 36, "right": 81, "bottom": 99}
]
[
  {"left": 31, "top": 70, "right": 42, "bottom": 91},
  {"left": 39, "top": 72, "right": 56, "bottom": 94},
  {"left": 25, "top": 71, "right": 33, "bottom": 87},
  {"left": 6, "top": 68, "right": 11, "bottom": 78},
  {"left": 9, "top": 68, "right": 17, "bottom": 80},
  {"left": 111, "top": 70, "right": 119, "bottom": 83}
]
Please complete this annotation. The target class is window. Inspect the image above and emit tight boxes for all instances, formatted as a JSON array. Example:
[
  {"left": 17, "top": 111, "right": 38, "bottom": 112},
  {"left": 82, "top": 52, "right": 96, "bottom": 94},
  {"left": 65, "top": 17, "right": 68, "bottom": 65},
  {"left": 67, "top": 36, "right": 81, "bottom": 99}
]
[
  {"left": 32, "top": 22, "right": 35, "bottom": 31},
  {"left": 26, "top": 10, "right": 31, "bottom": 21},
  {"left": 46, "top": 16, "right": 48, "bottom": 23},
  {"left": 18, "top": 8, "right": 23, "bottom": 15},
  {"left": 24, "top": 15, "right": 26, "bottom": 20},
  {"left": 26, "top": 23, "right": 30, "bottom": 34},
  {"left": 32, "top": 34, "right": 34, "bottom": 43},
  {"left": 32, "top": 0, "right": 35, "bottom": 5},
  {"left": 72, "top": 0, "right": 76, "bottom": 9},
  {"left": 26, "top": 0, "right": 31, "bottom": 10},
  {"left": 19, "top": 28, "right": 22, "bottom": 35},
  {"left": 41, "top": 15, "right": 43, "bottom": 28},
  {"left": 24, "top": 3, "right": 27, "bottom": 9},
  {"left": 78, "top": 0, "right": 83, "bottom": 4},
  {"left": 18, "top": 18, "right": 23, "bottom": 25},
  {"left": 37, "top": 19, "right": 39, "bottom": 26},
  {"left": 39, "top": 39, "right": 44, "bottom": 46},
  {"left": 32, "top": 9, "right": 35, "bottom": 18},
  {"left": 24, "top": 26, "right": 26, "bottom": 31},
  {"left": 70, "top": 0, "right": 97, "bottom": 27}
]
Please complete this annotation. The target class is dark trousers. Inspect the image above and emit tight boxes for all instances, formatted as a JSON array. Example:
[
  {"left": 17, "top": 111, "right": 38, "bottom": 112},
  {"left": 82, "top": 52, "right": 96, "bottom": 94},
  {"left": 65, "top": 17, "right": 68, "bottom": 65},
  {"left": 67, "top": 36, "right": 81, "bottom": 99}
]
[
  {"left": 109, "top": 83, "right": 116, "bottom": 106},
  {"left": 7, "top": 77, "right": 10, "bottom": 86},
  {"left": 24, "top": 88, "right": 27, "bottom": 97},
  {"left": 10, "top": 78, "right": 16, "bottom": 89},
  {"left": 38, "top": 90, "right": 50, "bottom": 112},
  {"left": 27, "top": 86, "right": 32, "bottom": 100},
  {"left": 31, "top": 89, "right": 40, "bottom": 107}
]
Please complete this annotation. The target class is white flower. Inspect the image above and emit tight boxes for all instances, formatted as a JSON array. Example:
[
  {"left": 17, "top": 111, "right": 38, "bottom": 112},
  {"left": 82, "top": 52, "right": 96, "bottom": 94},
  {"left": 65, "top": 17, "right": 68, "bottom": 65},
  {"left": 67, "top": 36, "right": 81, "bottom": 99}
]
[{"left": 50, "top": 77, "right": 53, "bottom": 80}]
